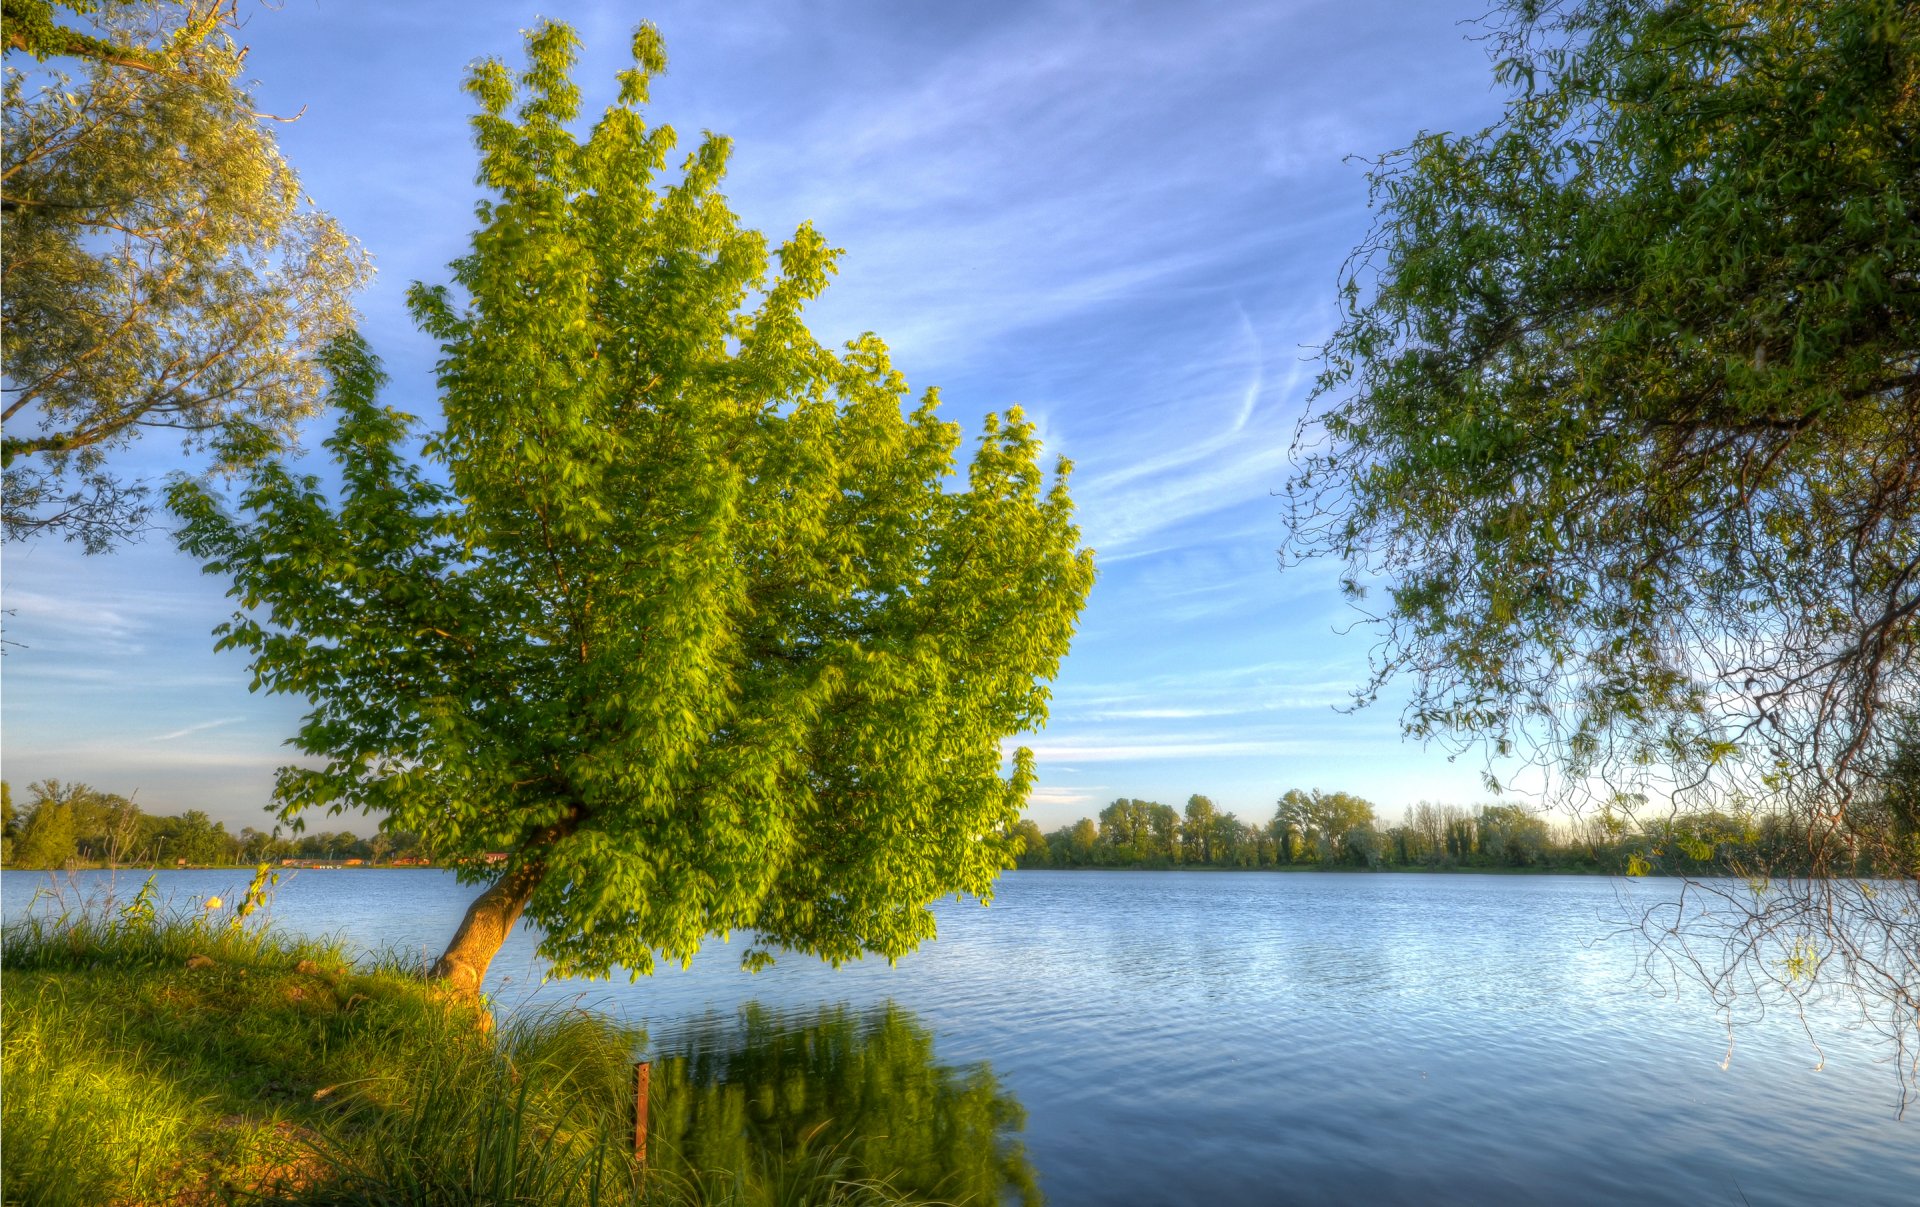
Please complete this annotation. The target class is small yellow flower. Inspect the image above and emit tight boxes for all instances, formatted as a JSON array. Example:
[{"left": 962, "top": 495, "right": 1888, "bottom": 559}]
[{"left": 203, "top": 896, "right": 224, "bottom": 911}]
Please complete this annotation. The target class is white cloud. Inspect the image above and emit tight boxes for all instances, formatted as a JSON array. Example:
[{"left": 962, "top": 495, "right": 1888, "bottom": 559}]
[
  {"left": 148, "top": 717, "right": 245, "bottom": 743},
  {"left": 1024, "top": 784, "right": 1104, "bottom": 810},
  {"left": 1019, "top": 737, "right": 1330, "bottom": 762},
  {"left": 25, "top": 743, "right": 296, "bottom": 772},
  {"left": 4, "top": 590, "right": 145, "bottom": 641},
  {"left": 1090, "top": 707, "right": 1247, "bottom": 721}
]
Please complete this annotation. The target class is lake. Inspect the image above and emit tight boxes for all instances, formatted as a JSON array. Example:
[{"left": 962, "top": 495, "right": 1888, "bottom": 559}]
[{"left": 4, "top": 867, "right": 1913, "bottom": 1205}]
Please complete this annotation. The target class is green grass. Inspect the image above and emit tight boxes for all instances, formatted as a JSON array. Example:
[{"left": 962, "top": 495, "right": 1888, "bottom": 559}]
[{"left": 0, "top": 880, "right": 967, "bottom": 1207}]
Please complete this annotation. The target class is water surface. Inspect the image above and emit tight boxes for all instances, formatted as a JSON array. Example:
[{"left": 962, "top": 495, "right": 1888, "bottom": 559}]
[{"left": 5, "top": 868, "right": 1912, "bottom": 1205}]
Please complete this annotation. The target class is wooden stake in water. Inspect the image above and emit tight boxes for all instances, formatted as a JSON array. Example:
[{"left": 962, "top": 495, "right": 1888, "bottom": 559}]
[{"left": 633, "top": 1060, "right": 651, "bottom": 1164}]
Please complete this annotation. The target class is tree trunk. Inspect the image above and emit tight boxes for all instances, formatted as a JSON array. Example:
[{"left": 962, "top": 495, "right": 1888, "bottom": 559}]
[{"left": 430, "top": 861, "right": 545, "bottom": 999}]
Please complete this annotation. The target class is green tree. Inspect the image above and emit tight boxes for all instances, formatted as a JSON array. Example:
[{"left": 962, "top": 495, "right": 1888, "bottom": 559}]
[
  {"left": 1445, "top": 816, "right": 1476, "bottom": 863},
  {"left": 1339, "top": 823, "right": 1384, "bottom": 869},
  {"left": 1096, "top": 798, "right": 1146, "bottom": 863},
  {"left": 170, "top": 22, "right": 1093, "bottom": 999},
  {"left": 1861, "top": 716, "right": 1920, "bottom": 876},
  {"left": 62, "top": 787, "right": 140, "bottom": 862},
  {"left": 237, "top": 825, "right": 274, "bottom": 863},
  {"left": 1209, "top": 810, "right": 1254, "bottom": 867},
  {"left": 2, "top": 0, "right": 369, "bottom": 549},
  {"left": 150, "top": 808, "right": 232, "bottom": 865},
  {"left": 11, "top": 803, "right": 73, "bottom": 868},
  {"left": 1096, "top": 797, "right": 1177, "bottom": 865},
  {"left": 12, "top": 779, "right": 80, "bottom": 868},
  {"left": 1144, "top": 800, "right": 1180, "bottom": 863},
  {"left": 1065, "top": 818, "right": 1099, "bottom": 866},
  {"left": 1475, "top": 803, "right": 1550, "bottom": 868},
  {"left": 1181, "top": 794, "right": 1218, "bottom": 864},
  {"left": 1289, "top": 0, "right": 1918, "bottom": 1079},
  {"left": 6, "top": 0, "right": 166, "bottom": 65},
  {"left": 1274, "top": 789, "right": 1377, "bottom": 864},
  {"left": 1407, "top": 802, "right": 1453, "bottom": 866},
  {"left": 1388, "top": 823, "right": 1411, "bottom": 866},
  {"left": 1270, "top": 812, "right": 1298, "bottom": 864},
  {"left": 1009, "top": 818, "right": 1049, "bottom": 868}
]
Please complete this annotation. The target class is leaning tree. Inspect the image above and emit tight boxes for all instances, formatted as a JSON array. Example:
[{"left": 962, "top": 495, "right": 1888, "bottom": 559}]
[
  {"left": 171, "top": 21, "right": 1094, "bottom": 997},
  {"left": 1287, "top": 0, "right": 1917, "bottom": 1096}
]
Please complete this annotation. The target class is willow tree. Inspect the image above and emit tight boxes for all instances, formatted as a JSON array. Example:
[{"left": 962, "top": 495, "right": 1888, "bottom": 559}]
[
  {"left": 1288, "top": 0, "right": 1917, "bottom": 1092},
  {"left": 170, "top": 21, "right": 1094, "bottom": 997},
  {"left": 2, "top": 0, "right": 368, "bottom": 549}
]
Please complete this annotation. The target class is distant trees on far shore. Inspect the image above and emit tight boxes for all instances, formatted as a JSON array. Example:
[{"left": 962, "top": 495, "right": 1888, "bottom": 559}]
[
  {"left": 0, "top": 779, "right": 423, "bottom": 870},
  {"left": 1016, "top": 788, "right": 1914, "bottom": 879}
]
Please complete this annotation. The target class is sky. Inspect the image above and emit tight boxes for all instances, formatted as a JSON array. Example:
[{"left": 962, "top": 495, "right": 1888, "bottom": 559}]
[{"left": 2, "top": 0, "right": 1527, "bottom": 835}]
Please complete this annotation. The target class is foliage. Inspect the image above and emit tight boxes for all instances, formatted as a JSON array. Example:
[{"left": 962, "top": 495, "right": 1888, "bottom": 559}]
[
  {"left": 153, "top": 807, "right": 229, "bottom": 865},
  {"left": 5, "top": 0, "right": 166, "bottom": 66},
  {"left": 11, "top": 780, "right": 79, "bottom": 868},
  {"left": 1180, "top": 795, "right": 1218, "bottom": 864},
  {"left": 1063, "top": 818, "right": 1098, "bottom": 866},
  {"left": 1286, "top": 0, "right": 1918, "bottom": 1087},
  {"left": 1093, "top": 798, "right": 1179, "bottom": 865},
  {"left": 1290, "top": 0, "right": 1917, "bottom": 799},
  {"left": 170, "top": 21, "right": 1093, "bottom": 987},
  {"left": 1275, "top": 789, "right": 1377, "bottom": 865},
  {"left": 1007, "top": 819, "right": 1049, "bottom": 867},
  {"left": 1474, "top": 803, "right": 1551, "bottom": 867},
  {"left": 1, "top": 0, "right": 369, "bottom": 550},
  {"left": 0, "top": 776, "right": 438, "bottom": 868},
  {"left": 1861, "top": 716, "right": 1920, "bottom": 876},
  {"left": 1020, "top": 784, "right": 1919, "bottom": 878}
]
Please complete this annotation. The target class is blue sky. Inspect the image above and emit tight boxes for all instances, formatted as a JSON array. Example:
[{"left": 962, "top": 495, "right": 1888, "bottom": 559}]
[{"left": 3, "top": 0, "right": 1523, "bottom": 834}]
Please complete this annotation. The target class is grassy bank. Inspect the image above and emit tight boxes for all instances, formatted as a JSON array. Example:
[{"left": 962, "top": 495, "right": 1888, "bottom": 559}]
[{"left": 0, "top": 884, "right": 990, "bottom": 1206}]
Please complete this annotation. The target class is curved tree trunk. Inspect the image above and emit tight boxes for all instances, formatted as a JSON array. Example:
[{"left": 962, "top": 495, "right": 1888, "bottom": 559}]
[{"left": 430, "top": 861, "right": 545, "bottom": 999}]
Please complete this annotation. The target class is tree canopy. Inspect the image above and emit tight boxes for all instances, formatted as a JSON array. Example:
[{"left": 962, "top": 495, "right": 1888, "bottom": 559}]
[
  {"left": 1289, "top": 0, "right": 1917, "bottom": 1087},
  {"left": 170, "top": 21, "right": 1094, "bottom": 996},
  {"left": 2, "top": 0, "right": 368, "bottom": 549},
  {"left": 1275, "top": 788, "right": 1376, "bottom": 862}
]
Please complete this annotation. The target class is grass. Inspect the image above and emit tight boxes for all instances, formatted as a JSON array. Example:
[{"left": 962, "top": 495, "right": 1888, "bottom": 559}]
[{"left": 0, "top": 878, "right": 978, "bottom": 1206}]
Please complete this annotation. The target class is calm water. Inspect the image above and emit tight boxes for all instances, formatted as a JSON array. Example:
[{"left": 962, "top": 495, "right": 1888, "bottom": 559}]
[{"left": 5, "top": 868, "right": 1913, "bottom": 1205}]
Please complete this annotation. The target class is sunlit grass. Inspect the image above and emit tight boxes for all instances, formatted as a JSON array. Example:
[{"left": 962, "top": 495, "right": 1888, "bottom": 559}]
[{"left": 2, "top": 978, "right": 207, "bottom": 1205}]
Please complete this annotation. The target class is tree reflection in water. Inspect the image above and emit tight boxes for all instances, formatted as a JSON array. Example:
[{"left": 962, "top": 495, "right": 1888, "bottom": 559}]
[{"left": 647, "top": 1004, "right": 1041, "bottom": 1205}]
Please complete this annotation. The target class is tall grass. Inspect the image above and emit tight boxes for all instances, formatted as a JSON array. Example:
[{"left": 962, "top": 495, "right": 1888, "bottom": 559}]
[
  {"left": 1, "top": 874, "right": 341, "bottom": 1203},
  {"left": 286, "top": 1008, "right": 645, "bottom": 1207},
  {"left": 1, "top": 977, "right": 205, "bottom": 1205},
  {"left": 275, "top": 1007, "right": 940, "bottom": 1207}
]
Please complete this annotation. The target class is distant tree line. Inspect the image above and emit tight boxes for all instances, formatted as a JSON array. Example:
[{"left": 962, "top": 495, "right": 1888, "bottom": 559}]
[
  {"left": 0, "top": 779, "right": 426, "bottom": 870},
  {"left": 1012, "top": 788, "right": 1918, "bottom": 879}
]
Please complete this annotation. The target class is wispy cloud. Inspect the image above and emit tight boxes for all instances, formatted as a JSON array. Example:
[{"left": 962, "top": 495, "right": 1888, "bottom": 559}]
[
  {"left": 22, "top": 743, "right": 297, "bottom": 772},
  {"left": 1018, "top": 736, "right": 1346, "bottom": 762},
  {"left": 1089, "top": 707, "right": 1247, "bottom": 721},
  {"left": 1025, "top": 784, "right": 1105, "bottom": 810},
  {"left": 4, "top": 590, "right": 145, "bottom": 642},
  {"left": 149, "top": 717, "right": 245, "bottom": 743}
]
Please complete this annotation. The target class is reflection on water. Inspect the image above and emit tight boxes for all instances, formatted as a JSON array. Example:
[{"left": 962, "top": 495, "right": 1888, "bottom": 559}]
[{"left": 648, "top": 1003, "right": 1040, "bottom": 1206}]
